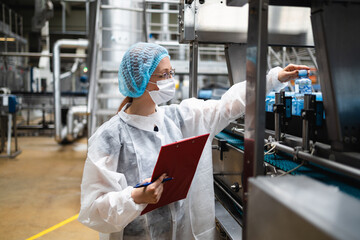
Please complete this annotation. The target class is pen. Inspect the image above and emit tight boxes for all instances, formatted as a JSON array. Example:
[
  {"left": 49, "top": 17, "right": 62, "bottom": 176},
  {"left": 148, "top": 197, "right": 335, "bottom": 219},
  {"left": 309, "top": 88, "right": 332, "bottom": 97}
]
[{"left": 134, "top": 177, "right": 174, "bottom": 188}]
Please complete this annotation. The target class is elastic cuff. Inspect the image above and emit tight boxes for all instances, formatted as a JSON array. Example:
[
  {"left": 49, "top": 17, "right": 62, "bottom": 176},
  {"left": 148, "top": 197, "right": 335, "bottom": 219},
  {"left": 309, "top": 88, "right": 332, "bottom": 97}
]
[
  {"left": 123, "top": 186, "right": 147, "bottom": 212},
  {"left": 271, "top": 67, "right": 287, "bottom": 92}
]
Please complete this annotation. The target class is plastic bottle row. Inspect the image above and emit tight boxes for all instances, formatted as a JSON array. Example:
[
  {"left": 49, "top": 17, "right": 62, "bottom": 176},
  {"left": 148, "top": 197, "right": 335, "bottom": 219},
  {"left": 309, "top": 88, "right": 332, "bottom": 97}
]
[{"left": 265, "top": 91, "right": 323, "bottom": 117}]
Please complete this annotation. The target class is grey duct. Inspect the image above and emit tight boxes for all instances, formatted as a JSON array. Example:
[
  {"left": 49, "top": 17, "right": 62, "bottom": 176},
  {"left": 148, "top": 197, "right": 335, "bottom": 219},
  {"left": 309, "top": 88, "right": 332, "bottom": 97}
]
[{"left": 53, "top": 39, "right": 88, "bottom": 143}]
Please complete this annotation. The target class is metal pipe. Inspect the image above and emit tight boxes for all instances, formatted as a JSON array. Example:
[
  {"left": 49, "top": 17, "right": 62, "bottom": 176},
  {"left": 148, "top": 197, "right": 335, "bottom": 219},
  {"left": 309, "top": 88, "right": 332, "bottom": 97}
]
[
  {"left": 9, "top": 9, "right": 12, "bottom": 35},
  {"left": 20, "top": 16, "right": 23, "bottom": 37},
  {"left": 282, "top": 46, "right": 286, "bottom": 68},
  {"left": 273, "top": 142, "right": 360, "bottom": 181},
  {"left": 142, "top": 0, "right": 148, "bottom": 42},
  {"left": 66, "top": 105, "right": 87, "bottom": 142},
  {"left": 306, "top": 48, "right": 318, "bottom": 69},
  {"left": 7, "top": 114, "right": 12, "bottom": 155},
  {"left": 15, "top": 12, "right": 18, "bottom": 52},
  {"left": 53, "top": 39, "right": 88, "bottom": 143},
  {"left": 189, "top": 41, "right": 198, "bottom": 98},
  {"left": 162, "top": 3, "right": 170, "bottom": 41},
  {"left": 2, "top": 4, "right": 5, "bottom": 29},
  {"left": 101, "top": 5, "right": 178, "bottom": 14},
  {"left": 3, "top": 5, "right": 7, "bottom": 52},
  {"left": 0, "top": 52, "right": 87, "bottom": 58},
  {"left": 291, "top": 47, "right": 300, "bottom": 65},
  {"left": 61, "top": 1, "right": 66, "bottom": 33},
  {"left": 86, "top": 0, "right": 89, "bottom": 35},
  {"left": 269, "top": 47, "right": 282, "bottom": 64}
]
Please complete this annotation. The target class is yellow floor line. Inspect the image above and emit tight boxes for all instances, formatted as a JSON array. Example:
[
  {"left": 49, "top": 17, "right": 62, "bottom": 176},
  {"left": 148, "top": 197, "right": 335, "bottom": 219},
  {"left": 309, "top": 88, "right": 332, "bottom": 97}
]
[{"left": 26, "top": 214, "right": 79, "bottom": 240}]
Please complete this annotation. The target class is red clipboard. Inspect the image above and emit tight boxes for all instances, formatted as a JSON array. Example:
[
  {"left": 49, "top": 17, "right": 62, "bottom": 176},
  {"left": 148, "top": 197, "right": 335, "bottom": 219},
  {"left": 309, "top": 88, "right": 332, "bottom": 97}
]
[{"left": 141, "top": 133, "right": 210, "bottom": 215}]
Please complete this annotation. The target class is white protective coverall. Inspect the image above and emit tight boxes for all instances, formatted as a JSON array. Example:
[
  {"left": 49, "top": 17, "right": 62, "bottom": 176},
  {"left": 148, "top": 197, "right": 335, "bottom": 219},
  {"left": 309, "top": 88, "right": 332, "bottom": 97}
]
[{"left": 78, "top": 67, "right": 286, "bottom": 240}]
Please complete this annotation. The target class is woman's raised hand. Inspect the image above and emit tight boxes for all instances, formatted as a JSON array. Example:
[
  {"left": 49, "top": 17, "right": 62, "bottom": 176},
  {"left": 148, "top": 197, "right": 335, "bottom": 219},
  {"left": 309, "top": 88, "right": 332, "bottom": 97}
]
[{"left": 278, "top": 64, "right": 310, "bottom": 83}]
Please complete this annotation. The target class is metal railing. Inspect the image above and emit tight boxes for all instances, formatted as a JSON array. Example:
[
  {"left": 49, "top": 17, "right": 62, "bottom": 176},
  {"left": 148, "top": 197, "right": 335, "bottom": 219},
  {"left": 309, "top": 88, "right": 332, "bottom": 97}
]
[{"left": 0, "top": 3, "right": 26, "bottom": 51}]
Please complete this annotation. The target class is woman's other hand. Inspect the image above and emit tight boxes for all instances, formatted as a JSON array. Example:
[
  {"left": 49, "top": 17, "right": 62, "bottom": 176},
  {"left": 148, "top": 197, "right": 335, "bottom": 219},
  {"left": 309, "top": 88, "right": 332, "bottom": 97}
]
[
  {"left": 278, "top": 64, "right": 310, "bottom": 83},
  {"left": 131, "top": 173, "right": 167, "bottom": 204}
]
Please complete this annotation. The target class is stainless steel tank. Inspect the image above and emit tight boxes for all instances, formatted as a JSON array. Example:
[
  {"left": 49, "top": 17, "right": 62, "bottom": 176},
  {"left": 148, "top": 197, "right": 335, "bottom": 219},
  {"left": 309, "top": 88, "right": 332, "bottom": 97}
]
[
  {"left": 101, "top": 0, "right": 144, "bottom": 69},
  {"left": 100, "top": 0, "right": 144, "bottom": 111}
]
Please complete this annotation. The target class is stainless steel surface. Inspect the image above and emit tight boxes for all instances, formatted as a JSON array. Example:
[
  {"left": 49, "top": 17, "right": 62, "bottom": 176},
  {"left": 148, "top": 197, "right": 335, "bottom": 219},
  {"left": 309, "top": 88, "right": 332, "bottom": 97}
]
[
  {"left": 311, "top": 2, "right": 360, "bottom": 151},
  {"left": 243, "top": 0, "right": 268, "bottom": 195},
  {"left": 273, "top": 142, "right": 360, "bottom": 181},
  {"left": 212, "top": 137, "right": 244, "bottom": 202},
  {"left": 225, "top": 43, "right": 247, "bottom": 86},
  {"left": 53, "top": 39, "right": 88, "bottom": 143},
  {"left": 88, "top": 0, "right": 145, "bottom": 135},
  {"left": 101, "top": 0, "right": 143, "bottom": 64},
  {"left": 179, "top": 0, "right": 313, "bottom": 46},
  {"left": 100, "top": 5, "right": 143, "bottom": 12},
  {"left": 214, "top": 180, "right": 243, "bottom": 212},
  {"left": 247, "top": 176, "right": 360, "bottom": 240},
  {"left": 231, "top": 126, "right": 244, "bottom": 137},
  {"left": 179, "top": 0, "right": 196, "bottom": 43},
  {"left": 227, "top": 0, "right": 247, "bottom": 7},
  {"left": 189, "top": 41, "right": 198, "bottom": 97},
  {"left": 87, "top": 0, "right": 100, "bottom": 136},
  {"left": 215, "top": 200, "right": 243, "bottom": 240}
]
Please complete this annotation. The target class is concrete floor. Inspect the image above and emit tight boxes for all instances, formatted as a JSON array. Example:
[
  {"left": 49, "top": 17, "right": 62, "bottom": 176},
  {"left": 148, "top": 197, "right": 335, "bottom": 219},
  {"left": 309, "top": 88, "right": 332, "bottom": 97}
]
[{"left": 0, "top": 137, "right": 98, "bottom": 240}]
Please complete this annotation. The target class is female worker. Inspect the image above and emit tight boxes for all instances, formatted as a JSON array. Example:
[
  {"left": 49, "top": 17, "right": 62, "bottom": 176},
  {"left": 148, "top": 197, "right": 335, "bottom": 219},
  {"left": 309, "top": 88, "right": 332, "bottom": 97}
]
[{"left": 78, "top": 42, "right": 309, "bottom": 239}]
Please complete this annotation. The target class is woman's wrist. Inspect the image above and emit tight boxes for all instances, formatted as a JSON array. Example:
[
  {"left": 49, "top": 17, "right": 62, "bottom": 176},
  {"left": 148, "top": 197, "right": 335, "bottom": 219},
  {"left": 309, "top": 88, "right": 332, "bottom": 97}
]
[{"left": 131, "top": 187, "right": 144, "bottom": 204}]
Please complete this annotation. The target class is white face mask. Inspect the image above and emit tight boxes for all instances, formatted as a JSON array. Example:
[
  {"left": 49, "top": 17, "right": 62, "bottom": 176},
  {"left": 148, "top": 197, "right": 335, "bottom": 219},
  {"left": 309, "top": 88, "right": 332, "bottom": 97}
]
[{"left": 147, "top": 78, "right": 176, "bottom": 105}]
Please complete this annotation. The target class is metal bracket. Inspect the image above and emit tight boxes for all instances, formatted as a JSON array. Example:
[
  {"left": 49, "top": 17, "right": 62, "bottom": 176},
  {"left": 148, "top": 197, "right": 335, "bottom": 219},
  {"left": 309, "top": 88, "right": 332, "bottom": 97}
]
[{"left": 218, "top": 139, "right": 229, "bottom": 161}]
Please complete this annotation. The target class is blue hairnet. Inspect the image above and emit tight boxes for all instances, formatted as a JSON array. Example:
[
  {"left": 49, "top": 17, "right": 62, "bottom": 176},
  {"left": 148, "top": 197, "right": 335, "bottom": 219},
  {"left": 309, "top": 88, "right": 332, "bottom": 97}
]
[{"left": 118, "top": 42, "right": 170, "bottom": 98}]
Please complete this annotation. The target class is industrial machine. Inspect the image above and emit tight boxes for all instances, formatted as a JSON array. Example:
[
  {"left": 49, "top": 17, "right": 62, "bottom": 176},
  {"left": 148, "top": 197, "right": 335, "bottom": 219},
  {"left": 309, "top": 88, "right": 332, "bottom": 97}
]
[
  {"left": 179, "top": 0, "right": 360, "bottom": 239},
  {"left": 1, "top": 0, "right": 359, "bottom": 236}
]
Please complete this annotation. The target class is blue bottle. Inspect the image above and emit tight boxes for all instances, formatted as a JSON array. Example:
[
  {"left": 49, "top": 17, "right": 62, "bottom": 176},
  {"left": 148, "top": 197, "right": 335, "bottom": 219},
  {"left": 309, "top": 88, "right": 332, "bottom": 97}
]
[
  {"left": 265, "top": 92, "right": 275, "bottom": 112},
  {"left": 294, "top": 70, "right": 311, "bottom": 115},
  {"left": 296, "top": 70, "right": 312, "bottom": 95}
]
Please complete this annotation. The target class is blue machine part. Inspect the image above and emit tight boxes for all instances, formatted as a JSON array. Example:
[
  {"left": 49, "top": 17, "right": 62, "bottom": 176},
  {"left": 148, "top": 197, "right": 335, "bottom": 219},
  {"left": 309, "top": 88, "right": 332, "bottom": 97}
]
[
  {"left": 8, "top": 95, "right": 17, "bottom": 113},
  {"left": 284, "top": 97, "right": 292, "bottom": 118},
  {"left": 1, "top": 94, "right": 18, "bottom": 113},
  {"left": 316, "top": 101, "right": 324, "bottom": 127}
]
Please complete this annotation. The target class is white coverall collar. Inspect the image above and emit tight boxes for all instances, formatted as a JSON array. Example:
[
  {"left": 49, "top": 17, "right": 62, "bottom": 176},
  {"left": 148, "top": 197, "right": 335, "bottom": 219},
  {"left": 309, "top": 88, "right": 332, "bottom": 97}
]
[{"left": 118, "top": 103, "right": 163, "bottom": 132}]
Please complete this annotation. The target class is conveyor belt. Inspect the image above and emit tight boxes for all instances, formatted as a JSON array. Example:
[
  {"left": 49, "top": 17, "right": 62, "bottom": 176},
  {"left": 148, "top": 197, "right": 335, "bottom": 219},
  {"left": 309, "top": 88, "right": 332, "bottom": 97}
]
[{"left": 215, "top": 131, "right": 360, "bottom": 200}]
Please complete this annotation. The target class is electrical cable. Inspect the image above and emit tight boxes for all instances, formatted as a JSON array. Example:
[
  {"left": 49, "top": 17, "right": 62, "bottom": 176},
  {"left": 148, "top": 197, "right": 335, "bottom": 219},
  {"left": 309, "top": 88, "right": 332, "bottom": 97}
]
[{"left": 278, "top": 161, "right": 305, "bottom": 177}]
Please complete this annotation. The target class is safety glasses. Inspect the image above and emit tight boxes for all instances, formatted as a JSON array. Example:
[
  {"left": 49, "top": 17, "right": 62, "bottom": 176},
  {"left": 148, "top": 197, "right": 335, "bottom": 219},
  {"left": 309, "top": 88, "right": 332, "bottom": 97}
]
[{"left": 151, "top": 69, "right": 175, "bottom": 79}]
